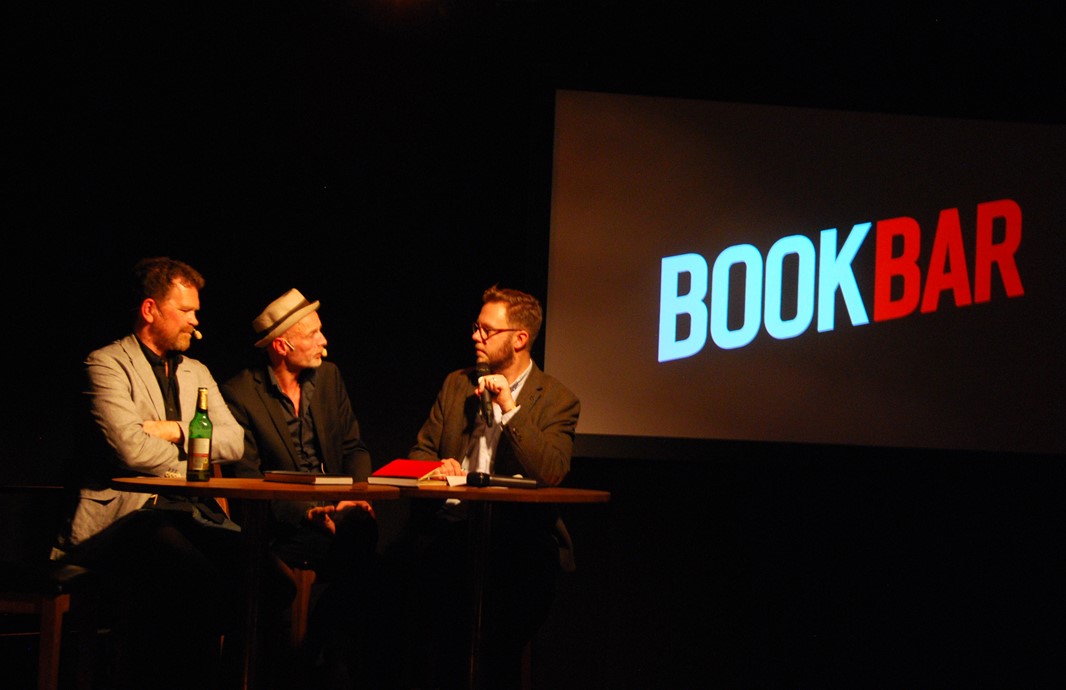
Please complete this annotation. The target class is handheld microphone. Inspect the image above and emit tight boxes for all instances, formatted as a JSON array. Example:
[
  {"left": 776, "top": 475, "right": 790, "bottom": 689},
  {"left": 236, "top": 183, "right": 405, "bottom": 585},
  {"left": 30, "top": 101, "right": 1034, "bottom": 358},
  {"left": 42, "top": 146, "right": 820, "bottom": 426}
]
[
  {"left": 467, "top": 472, "right": 537, "bottom": 489},
  {"left": 476, "top": 363, "right": 494, "bottom": 427}
]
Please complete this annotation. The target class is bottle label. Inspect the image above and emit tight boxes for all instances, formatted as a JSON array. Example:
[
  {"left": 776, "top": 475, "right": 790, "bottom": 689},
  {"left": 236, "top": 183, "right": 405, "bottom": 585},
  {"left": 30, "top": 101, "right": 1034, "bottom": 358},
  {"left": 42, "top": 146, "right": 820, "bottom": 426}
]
[{"left": 189, "top": 438, "right": 211, "bottom": 473}]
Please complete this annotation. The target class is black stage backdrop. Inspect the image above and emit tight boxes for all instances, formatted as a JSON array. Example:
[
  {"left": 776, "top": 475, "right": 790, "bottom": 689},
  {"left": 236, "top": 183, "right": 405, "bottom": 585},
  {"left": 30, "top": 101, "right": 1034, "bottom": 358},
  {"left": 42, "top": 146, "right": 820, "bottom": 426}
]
[{"left": 8, "top": 3, "right": 1066, "bottom": 687}]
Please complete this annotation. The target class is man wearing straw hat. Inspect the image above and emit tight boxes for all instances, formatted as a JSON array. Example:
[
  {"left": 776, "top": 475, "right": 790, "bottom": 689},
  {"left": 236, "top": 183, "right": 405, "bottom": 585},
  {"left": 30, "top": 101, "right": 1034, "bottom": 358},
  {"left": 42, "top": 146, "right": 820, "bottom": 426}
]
[{"left": 222, "top": 287, "right": 382, "bottom": 687}]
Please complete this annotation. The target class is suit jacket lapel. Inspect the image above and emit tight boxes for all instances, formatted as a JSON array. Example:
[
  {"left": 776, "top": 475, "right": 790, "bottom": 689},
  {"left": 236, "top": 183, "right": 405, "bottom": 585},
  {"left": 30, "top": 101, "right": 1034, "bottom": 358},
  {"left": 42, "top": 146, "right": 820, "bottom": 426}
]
[
  {"left": 514, "top": 364, "right": 544, "bottom": 410},
  {"left": 309, "top": 393, "right": 333, "bottom": 473},
  {"left": 249, "top": 369, "right": 298, "bottom": 469},
  {"left": 121, "top": 334, "right": 167, "bottom": 420},
  {"left": 175, "top": 356, "right": 200, "bottom": 419}
]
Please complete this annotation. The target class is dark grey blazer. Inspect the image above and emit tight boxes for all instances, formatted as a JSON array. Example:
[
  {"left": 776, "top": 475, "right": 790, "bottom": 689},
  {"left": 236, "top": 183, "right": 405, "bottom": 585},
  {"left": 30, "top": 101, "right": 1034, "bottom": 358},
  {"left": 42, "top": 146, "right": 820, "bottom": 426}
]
[{"left": 221, "top": 360, "right": 372, "bottom": 526}]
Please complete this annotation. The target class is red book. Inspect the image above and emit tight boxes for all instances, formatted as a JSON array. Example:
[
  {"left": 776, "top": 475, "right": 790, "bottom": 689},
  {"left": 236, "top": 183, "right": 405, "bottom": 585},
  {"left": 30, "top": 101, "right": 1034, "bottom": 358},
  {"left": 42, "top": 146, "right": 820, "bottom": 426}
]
[{"left": 368, "top": 459, "right": 447, "bottom": 487}]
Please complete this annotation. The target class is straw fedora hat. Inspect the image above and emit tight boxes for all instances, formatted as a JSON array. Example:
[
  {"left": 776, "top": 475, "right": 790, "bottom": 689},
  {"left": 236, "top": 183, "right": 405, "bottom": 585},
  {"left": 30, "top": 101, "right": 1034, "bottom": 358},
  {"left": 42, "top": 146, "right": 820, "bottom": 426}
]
[{"left": 253, "top": 288, "right": 320, "bottom": 348}]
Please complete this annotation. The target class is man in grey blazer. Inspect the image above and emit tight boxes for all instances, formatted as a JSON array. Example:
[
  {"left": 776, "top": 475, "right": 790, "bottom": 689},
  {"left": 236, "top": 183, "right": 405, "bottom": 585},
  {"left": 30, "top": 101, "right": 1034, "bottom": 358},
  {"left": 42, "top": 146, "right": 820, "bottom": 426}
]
[
  {"left": 69, "top": 266, "right": 244, "bottom": 544},
  {"left": 391, "top": 285, "right": 581, "bottom": 690},
  {"left": 58, "top": 257, "right": 288, "bottom": 690}
]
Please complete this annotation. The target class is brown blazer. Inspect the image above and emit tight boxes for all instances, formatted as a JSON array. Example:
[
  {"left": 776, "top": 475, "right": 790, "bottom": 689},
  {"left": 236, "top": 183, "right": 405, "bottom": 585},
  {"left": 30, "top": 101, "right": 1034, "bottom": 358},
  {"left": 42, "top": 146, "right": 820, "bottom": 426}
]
[
  {"left": 408, "top": 362, "right": 579, "bottom": 486},
  {"left": 408, "top": 362, "right": 580, "bottom": 568}
]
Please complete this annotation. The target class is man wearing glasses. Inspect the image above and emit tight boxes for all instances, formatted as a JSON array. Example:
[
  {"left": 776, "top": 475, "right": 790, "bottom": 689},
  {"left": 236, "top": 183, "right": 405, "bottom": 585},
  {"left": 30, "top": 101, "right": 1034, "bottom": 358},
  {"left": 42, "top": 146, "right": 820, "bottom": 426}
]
[{"left": 389, "top": 284, "right": 580, "bottom": 689}]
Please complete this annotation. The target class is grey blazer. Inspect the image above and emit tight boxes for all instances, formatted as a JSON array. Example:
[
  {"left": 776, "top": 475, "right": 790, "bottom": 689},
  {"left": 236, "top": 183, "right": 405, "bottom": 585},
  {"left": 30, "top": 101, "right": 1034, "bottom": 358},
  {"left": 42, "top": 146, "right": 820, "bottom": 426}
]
[{"left": 69, "top": 333, "right": 244, "bottom": 544}]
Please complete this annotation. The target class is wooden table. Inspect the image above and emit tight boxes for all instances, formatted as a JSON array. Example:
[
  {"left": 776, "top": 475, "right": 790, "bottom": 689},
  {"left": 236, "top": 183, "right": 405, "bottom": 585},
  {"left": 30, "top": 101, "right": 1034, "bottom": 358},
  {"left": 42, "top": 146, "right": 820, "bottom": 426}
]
[
  {"left": 400, "top": 485, "right": 611, "bottom": 690},
  {"left": 111, "top": 476, "right": 399, "bottom": 690}
]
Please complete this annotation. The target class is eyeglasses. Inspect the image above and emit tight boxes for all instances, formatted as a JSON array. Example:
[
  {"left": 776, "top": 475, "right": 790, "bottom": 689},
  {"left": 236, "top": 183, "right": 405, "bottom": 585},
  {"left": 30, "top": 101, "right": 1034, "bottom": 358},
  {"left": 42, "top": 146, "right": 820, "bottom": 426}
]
[{"left": 472, "top": 322, "right": 519, "bottom": 341}]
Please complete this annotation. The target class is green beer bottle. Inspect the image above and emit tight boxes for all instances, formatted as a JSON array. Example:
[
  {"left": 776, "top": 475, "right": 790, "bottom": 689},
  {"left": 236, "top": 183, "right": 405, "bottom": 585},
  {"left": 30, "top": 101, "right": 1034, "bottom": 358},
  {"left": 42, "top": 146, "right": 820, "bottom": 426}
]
[{"left": 187, "top": 387, "right": 212, "bottom": 481}]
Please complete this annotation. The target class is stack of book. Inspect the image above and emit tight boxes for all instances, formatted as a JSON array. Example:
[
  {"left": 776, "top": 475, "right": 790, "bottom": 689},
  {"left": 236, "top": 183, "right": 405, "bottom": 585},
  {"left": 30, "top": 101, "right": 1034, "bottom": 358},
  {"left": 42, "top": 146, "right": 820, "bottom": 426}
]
[{"left": 263, "top": 470, "right": 353, "bottom": 485}]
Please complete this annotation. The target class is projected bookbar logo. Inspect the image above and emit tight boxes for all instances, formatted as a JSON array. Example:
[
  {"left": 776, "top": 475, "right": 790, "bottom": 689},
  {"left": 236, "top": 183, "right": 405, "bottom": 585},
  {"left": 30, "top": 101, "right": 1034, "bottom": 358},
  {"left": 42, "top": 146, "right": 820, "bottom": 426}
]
[
  {"left": 658, "top": 198, "right": 1023, "bottom": 361},
  {"left": 548, "top": 89, "right": 1064, "bottom": 456}
]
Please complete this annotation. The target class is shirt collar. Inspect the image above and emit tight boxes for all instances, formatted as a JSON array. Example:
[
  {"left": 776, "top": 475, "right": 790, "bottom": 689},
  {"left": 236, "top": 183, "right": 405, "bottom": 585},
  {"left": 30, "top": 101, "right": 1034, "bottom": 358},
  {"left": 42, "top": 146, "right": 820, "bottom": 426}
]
[
  {"left": 137, "top": 337, "right": 182, "bottom": 369},
  {"left": 266, "top": 365, "right": 317, "bottom": 395},
  {"left": 510, "top": 361, "right": 533, "bottom": 397}
]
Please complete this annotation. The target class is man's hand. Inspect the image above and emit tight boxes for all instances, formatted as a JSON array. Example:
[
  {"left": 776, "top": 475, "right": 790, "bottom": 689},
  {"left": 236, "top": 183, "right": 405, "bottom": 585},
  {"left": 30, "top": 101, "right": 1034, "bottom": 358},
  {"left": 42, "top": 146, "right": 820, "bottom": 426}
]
[
  {"left": 142, "top": 419, "right": 184, "bottom": 443},
  {"left": 476, "top": 374, "right": 516, "bottom": 414},
  {"left": 306, "top": 500, "right": 375, "bottom": 535},
  {"left": 334, "top": 500, "right": 375, "bottom": 518},
  {"left": 437, "top": 458, "right": 465, "bottom": 476}
]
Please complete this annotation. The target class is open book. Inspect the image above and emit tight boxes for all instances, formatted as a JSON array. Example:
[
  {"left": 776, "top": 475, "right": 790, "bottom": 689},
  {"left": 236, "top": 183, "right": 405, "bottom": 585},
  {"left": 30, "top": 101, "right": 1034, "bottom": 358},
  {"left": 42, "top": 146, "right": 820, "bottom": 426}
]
[
  {"left": 368, "top": 459, "right": 448, "bottom": 487},
  {"left": 263, "top": 470, "right": 353, "bottom": 485}
]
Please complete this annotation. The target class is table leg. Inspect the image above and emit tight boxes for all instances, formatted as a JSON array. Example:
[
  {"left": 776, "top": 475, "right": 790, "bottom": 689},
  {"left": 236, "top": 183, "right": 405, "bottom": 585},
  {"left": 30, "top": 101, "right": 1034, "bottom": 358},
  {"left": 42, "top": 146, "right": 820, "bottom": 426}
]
[
  {"left": 238, "top": 501, "right": 268, "bottom": 690},
  {"left": 466, "top": 501, "right": 492, "bottom": 690}
]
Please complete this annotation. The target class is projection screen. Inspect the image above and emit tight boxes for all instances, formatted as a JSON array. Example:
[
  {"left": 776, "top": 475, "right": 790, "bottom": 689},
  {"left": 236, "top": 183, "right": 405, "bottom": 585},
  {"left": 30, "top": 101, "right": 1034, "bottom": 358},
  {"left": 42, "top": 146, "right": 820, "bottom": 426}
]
[{"left": 545, "top": 89, "right": 1065, "bottom": 458}]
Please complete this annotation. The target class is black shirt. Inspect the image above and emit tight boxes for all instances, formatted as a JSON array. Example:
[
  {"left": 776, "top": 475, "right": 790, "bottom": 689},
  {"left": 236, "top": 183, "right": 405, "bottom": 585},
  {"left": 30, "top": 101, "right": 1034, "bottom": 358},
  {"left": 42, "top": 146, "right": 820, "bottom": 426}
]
[
  {"left": 266, "top": 366, "right": 324, "bottom": 473},
  {"left": 138, "top": 339, "right": 185, "bottom": 461}
]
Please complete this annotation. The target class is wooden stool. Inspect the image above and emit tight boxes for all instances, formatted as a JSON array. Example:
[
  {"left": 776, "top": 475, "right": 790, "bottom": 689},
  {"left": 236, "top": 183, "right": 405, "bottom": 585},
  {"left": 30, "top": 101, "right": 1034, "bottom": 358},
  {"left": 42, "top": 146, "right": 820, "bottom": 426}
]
[
  {"left": 0, "top": 560, "right": 97, "bottom": 690},
  {"left": 288, "top": 565, "right": 317, "bottom": 648},
  {"left": 210, "top": 466, "right": 316, "bottom": 648},
  {"left": 521, "top": 639, "right": 533, "bottom": 690}
]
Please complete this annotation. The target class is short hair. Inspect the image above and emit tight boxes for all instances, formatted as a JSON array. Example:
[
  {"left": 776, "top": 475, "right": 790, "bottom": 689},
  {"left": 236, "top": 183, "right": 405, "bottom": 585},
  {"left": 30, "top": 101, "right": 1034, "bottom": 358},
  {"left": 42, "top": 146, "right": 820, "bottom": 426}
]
[
  {"left": 132, "top": 257, "right": 205, "bottom": 310},
  {"left": 483, "top": 285, "right": 543, "bottom": 344}
]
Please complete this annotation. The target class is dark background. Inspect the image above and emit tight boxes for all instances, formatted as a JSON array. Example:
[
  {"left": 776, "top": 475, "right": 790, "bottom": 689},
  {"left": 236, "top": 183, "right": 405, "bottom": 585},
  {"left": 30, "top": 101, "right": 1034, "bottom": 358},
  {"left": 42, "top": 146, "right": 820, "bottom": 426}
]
[{"left": 8, "top": 2, "right": 1066, "bottom": 687}]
